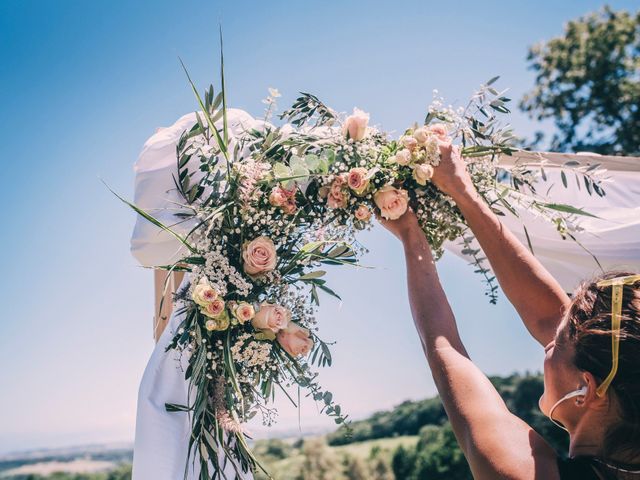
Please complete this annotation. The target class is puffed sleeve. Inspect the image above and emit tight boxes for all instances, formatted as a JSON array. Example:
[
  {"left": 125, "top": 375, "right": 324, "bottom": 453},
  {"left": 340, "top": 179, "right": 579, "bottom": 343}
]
[{"left": 130, "top": 109, "right": 264, "bottom": 267}]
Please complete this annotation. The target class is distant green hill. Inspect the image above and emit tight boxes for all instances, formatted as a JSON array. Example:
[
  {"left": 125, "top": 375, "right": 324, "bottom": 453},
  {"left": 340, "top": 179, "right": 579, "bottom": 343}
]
[{"left": 328, "top": 372, "right": 567, "bottom": 453}]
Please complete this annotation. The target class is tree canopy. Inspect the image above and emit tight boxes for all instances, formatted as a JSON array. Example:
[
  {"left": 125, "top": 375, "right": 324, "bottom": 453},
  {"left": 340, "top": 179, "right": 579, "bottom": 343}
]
[{"left": 521, "top": 7, "right": 640, "bottom": 155}]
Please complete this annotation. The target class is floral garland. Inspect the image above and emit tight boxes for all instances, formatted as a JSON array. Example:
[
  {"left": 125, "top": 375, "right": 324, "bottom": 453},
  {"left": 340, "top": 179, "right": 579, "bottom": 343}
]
[{"left": 120, "top": 58, "right": 604, "bottom": 478}]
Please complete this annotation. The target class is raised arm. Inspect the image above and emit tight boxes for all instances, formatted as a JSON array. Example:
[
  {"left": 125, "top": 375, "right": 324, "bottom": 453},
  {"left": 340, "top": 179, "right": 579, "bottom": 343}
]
[
  {"left": 432, "top": 145, "right": 570, "bottom": 346},
  {"left": 381, "top": 211, "right": 559, "bottom": 480}
]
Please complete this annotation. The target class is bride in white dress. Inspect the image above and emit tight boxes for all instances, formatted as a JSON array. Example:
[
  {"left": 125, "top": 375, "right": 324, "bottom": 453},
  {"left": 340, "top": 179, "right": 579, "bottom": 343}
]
[{"left": 130, "top": 109, "right": 261, "bottom": 480}]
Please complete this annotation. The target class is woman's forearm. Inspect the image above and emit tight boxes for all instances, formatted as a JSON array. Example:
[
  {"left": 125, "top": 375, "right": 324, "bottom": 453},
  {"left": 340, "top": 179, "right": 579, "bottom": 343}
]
[
  {"left": 401, "top": 229, "right": 467, "bottom": 356},
  {"left": 453, "top": 185, "right": 570, "bottom": 346}
]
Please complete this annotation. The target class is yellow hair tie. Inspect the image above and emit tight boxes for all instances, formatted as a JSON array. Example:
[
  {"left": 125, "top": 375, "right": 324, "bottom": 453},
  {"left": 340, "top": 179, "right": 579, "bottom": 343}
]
[{"left": 594, "top": 274, "right": 640, "bottom": 397}]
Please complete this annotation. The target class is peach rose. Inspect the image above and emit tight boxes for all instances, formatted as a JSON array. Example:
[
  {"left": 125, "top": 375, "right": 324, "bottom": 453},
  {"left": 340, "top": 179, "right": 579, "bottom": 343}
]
[
  {"left": 252, "top": 303, "right": 290, "bottom": 333},
  {"left": 318, "top": 185, "right": 330, "bottom": 199},
  {"left": 413, "top": 127, "right": 432, "bottom": 144},
  {"left": 269, "top": 187, "right": 288, "bottom": 207},
  {"left": 192, "top": 278, "right": 218, "bottom": 307},
  {"left": 242, "top": 236, "right": 278, "bottom": 275},
  {"left": 327, "top": 190, "right": 348, "bottom": 209},
  {"left": 413, "top": 164, "right": 434, "bottom": 186},
  {"left": 277, "top": 322, "right": 314, "bottom": 357},
  {"left": 205, "top": 319, "right": 217, "bottom": 331},
  {"left": 202, "top": 298, "right": 225, "bottom": 318},
  {"left": 205, "top": 312, "right": 230, "bottom": 331},
  {"left": 400, "top": 135, "right": 418, "bottom": 151},
  {"left": 355, "top": 204, "right": 372, "bottom": 221},
  {"left": 427, "top": 123, "right": 449, "bottom": 142},
  {"left": 347, "top": 167, "right": 370, "bottom": 195},
  {"left": 342, "top": 108, "right": 369, "bottom": 141},
  {"left": 233, "top": 302, "right": 255, "bottom": 324},
  {"left": 373, "top": 185, "right": 409, "bottom": 220},
  {"left": 395, "top": 149, "right": 412, "bottom": 166}
]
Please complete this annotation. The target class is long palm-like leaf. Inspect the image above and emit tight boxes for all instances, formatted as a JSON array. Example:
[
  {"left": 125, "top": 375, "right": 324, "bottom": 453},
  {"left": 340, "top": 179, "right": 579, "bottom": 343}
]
[
  {"left": 178, "top": 57, "right": 229, "bottom": 162},
  {"left": 104, "top": 180, "right": 198, "bottom": 254}
]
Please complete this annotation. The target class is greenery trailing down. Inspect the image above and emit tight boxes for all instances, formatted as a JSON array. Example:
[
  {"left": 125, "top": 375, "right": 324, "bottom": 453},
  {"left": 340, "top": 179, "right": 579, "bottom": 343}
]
[{"left": 521, "top": 6, "right": 640, "bottom": 155}]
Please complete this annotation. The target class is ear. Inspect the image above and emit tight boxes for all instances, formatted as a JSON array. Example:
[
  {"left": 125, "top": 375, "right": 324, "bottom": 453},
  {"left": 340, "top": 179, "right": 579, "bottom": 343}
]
[{"left": 580, "top": 371, "right": 608, "bottom": 409}]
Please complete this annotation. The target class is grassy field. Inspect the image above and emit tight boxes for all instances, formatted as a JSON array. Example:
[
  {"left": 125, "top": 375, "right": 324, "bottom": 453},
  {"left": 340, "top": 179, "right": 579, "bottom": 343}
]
[{"left": 255, "top": 435, "right": 418, "bottom": 480}]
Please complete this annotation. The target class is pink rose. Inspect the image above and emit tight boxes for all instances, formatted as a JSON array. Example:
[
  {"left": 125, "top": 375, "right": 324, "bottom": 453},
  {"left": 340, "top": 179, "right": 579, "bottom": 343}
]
[
  {"left": 243, "top": 236, "right": 278, "bottom": 276},
  {"left": 202, "top": 298, "right": 225, "bottom": 318},
  {"left": 395, "top": 149, "right": 412, "bottom": 166},
  {"left": 269, "top": 187, "right": 288, "bottom": 207},
  {"left": 252, "top": 303, "right": 290, "bottom": 333},
  {"left": 330, "top": 174, "right": 347, "bottom": 196},
  {"left": 283, "top": 198, "right": 297, "bottom": 215},
  {"left": 427, "top": 123, "right": 449, "bottom": 142},
  {"left": 355, "top": 204, "right": 371, "bottom": 221},
  {"left": 282, "top": 186, "right": 297, "bottom": 198},
  {"left": 277, "top": 322, "right": 314, "bottom": 357},
  {"left": 373, "top": 185, "right": 409, "bottom": 220},
  {"left": 400, "top": 135, "right": 418, "bottom": 151},
  {"left": 413, "top": 164, "right": 434, "bottom": 186},
  {"left": 233, "top": 302, "right": 255, "bottom": 324},
  {"left": 347, "top": 167, "right": 370, "bottom": 195},
  {"left": 342, "top": 108, "right": 369, "bottom": 141},
  {"left": 327, "top": 190, "right": 348, "bottom": 209}
]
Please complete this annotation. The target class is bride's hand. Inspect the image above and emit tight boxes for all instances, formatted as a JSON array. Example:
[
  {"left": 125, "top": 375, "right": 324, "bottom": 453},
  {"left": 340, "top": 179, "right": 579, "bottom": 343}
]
[
  {"left": 377, "top": 208, "right": 422, "bottom": 243},
  {"left": 431, "top": 143, "right": 475, "bottom": 199}
]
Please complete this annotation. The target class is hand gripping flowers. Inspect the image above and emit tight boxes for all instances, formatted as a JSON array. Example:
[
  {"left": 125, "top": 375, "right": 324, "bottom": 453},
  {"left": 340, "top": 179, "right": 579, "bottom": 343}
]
[{"left": 122, "top": 69, "right": 597, "bottom": 478}]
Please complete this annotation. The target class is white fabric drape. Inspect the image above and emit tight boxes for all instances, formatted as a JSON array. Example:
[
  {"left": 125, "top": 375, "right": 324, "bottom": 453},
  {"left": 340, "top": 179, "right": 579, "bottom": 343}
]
[{"left": 445, "top": 151, "right": 640, "bottom": 292}]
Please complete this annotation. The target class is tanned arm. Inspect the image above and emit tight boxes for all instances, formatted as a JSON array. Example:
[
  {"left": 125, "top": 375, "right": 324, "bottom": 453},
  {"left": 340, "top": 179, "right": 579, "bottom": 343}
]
[{"left": 432, "top": 145, "right": 570, "bottom": 346}]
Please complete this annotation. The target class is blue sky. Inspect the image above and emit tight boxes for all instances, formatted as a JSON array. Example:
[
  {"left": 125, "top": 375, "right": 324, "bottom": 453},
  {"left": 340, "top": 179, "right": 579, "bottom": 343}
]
[{"left": 1, "top": 0, "right": 637, "bottom": 455}]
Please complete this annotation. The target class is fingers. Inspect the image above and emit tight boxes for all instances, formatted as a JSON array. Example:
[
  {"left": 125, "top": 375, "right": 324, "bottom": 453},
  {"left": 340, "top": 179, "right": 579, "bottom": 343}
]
[{"left": 437, "top": 141, "right": 453, "bottom": 160}]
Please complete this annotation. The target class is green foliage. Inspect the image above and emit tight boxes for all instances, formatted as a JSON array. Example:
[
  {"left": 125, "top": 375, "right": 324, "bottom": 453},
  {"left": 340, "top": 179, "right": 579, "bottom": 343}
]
[
  {"left": 368, "top": 456, "right": 393, "bottom": 480},
  {"left": 295, "top": 438, "right": 344, "bottom": 480},
  {"left": 253, "top": 438, "right": 294, "bottom": 461},
  {"left": 342, "top": 455, "right": 371, "bottom": 480},
  {"left": 391, "top": 445, "right": 417, "bottom": 480},
  {"left": 521, "top": 6, "right": 640, "bottom": 155},
  {"left": 3, "top": 464, "right": 132, "bottom": 480},
  {"left": 327, "top": 397, "right": 445, "bottom": 446},
  {"left": 409, "top": 423, "right": 472, "bottom": 480}
]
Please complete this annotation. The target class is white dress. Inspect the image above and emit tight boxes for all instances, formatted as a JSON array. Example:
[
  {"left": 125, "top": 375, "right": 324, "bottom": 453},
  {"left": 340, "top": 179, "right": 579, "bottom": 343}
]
[{"left": 130, "top": 109, "right": 260, "bottom": 480}]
